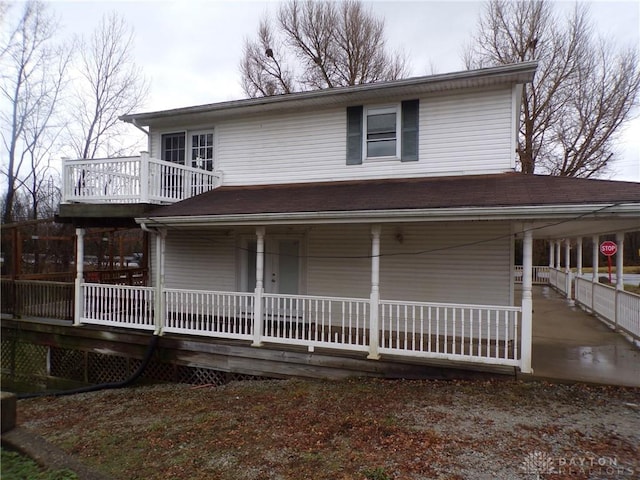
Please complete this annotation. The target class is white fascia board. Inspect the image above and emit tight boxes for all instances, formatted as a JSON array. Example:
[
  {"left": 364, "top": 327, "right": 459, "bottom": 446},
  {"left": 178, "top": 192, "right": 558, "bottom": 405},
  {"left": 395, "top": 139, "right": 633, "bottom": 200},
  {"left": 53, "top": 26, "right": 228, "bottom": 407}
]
[
  {"left": 136, "top": 203, "right": 640, "bottom": 228},
  {"left": 121, "top": 62, "right": 538, "bottom": 127}
]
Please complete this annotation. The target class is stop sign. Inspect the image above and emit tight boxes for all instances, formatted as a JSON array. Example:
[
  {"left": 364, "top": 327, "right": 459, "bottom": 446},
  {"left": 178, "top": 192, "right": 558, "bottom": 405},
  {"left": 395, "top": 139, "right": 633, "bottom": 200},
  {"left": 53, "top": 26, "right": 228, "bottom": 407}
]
[{"left": 600, "top": 241, "right": 618, "bottom": 257}]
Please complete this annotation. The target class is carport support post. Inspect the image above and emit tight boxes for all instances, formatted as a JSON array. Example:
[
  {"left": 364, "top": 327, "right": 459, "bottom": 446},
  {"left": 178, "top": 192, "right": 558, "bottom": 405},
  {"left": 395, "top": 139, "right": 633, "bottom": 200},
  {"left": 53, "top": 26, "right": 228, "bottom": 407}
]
[
  {"left": 564, "top": 240, "right": 572, "bottom": 301},
  {"left": 615, "top": 233, "right": 624, "bottom": 291},
  {"left": 591, "top": 235, "right": 599, "bottom": 312},
  {"left": 252, "top": 227, "right": 265, "bottom": 347},
  {"left": 521, "top": 227, "right": 533, "bottom": 374},
  {"left": 367, "top": 225, "right": 381, "bottom": 360},
  {"left": 73, "top": 228, "right": 85, "bottom": 326}
]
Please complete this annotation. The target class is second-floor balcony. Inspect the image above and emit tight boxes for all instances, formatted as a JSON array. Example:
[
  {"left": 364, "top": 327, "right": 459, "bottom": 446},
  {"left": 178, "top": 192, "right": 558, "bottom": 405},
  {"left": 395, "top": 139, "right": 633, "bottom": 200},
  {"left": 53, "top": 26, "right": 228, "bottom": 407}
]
[{"left": 62, "top": 152, "right": 223, "bottom": 205}]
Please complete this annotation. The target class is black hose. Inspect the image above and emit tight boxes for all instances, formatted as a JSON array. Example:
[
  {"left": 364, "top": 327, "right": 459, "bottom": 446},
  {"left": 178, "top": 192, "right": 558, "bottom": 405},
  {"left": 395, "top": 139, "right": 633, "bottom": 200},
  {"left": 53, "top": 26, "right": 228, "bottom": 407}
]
[{"left": 17, "top": 334, "right": 160, "bottom": 400}]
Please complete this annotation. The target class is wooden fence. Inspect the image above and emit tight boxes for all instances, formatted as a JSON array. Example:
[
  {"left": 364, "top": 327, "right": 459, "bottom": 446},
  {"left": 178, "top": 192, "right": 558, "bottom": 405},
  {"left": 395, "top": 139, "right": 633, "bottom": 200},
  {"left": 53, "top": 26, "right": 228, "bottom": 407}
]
[{"left": 0, "top": 268, "right": 148, "bottom": 321}]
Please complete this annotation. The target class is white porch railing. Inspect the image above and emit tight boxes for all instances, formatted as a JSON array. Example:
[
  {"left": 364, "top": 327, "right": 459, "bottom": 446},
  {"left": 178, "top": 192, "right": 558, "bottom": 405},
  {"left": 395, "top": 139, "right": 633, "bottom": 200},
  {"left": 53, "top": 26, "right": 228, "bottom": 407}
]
[
  {"left": 163, "top": 288, "right": 253, "bottom": 340},
  {"left": 549, "top": 268, "right": 569, "bottom": 294},
  {"left": 78, "top": 284, "right": 523, "bottom": 369},
  {"left": 261, "top": 293, "right": 370, "bottom": 352},
  {"left": 81, "top": 283, "right": 155, "bottom": 330},
  {"left": 514, "top": 266, "right": 550, "bottom": 284},
  {"left": 62, "top": 154, "right": 222, "bottom": 204},
  {"left": 379, "top": 301, "right": 520, "bottom": 366},
  {"left": 574, "top": 277, "right": 640, "bottom": 342}
]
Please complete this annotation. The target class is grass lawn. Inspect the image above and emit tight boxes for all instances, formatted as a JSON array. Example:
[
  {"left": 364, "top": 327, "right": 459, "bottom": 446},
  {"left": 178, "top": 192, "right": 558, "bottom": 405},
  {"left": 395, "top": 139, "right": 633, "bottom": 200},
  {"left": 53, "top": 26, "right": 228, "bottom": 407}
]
[{"left": 1, "top": 448, "right": 78, "bottom": 480}]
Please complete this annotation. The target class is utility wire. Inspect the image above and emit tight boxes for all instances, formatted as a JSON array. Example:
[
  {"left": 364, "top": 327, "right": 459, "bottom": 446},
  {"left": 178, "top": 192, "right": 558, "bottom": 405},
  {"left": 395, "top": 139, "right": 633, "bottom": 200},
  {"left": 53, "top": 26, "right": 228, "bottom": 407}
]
[{"left": 139, "top": 202, "right": 636, "bottom": 260}]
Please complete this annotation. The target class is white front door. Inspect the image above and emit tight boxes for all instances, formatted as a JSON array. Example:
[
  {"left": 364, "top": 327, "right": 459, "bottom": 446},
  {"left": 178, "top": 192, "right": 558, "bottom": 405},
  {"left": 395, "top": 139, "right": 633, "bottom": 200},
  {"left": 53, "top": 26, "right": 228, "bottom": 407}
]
[
  {"left": 266, "top": 239, "right": 300, "bottom": 295},
  {"left": 242, "top": 237, "right": 301, "bottom": 295}
]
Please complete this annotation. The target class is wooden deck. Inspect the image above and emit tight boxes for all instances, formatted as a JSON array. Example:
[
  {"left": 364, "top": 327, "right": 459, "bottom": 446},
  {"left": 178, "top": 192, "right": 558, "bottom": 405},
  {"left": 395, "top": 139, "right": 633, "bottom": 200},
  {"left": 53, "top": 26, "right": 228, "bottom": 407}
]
[{"left": 0, "top": 316, "right": 516, "bottom": 386}]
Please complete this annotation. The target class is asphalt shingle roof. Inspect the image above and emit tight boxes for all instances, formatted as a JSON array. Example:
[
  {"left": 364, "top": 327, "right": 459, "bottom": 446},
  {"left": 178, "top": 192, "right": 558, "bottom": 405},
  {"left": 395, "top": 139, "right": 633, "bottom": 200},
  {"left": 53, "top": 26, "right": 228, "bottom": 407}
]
[{"left": 146, "top": 173, "right": 640, "bottom": 218}]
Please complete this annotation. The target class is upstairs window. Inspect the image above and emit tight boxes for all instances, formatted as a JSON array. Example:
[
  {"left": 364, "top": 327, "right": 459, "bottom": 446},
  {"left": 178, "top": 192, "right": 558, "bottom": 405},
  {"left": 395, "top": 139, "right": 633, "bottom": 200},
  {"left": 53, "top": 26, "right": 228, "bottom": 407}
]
[
  {"left": 365, "top": 106, "right": 400, "bottom": 158},
  {"left": 346, "top": 99, "right": 419, "bottom": 165}
]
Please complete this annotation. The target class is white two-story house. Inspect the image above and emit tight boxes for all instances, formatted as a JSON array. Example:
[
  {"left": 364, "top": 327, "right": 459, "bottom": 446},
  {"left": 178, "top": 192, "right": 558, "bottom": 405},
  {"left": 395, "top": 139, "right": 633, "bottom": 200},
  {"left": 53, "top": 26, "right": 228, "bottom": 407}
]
[{"left": 58, "top": 61, "right": 640, "bottom": 375}]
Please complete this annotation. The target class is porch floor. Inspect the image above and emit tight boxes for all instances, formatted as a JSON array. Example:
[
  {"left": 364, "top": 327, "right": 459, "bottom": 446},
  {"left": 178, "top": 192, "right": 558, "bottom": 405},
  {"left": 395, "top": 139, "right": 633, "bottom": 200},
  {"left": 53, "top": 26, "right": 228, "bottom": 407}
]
[{"left": 529, "top": 285, "right": 640, "bottom": 387}]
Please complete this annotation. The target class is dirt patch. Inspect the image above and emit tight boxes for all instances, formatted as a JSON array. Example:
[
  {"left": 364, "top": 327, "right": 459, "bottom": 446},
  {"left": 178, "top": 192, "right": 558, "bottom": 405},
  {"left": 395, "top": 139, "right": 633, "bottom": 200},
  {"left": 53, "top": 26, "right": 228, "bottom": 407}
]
[{"left": 16, "top": 379, "right": 640, "bottom": 480}]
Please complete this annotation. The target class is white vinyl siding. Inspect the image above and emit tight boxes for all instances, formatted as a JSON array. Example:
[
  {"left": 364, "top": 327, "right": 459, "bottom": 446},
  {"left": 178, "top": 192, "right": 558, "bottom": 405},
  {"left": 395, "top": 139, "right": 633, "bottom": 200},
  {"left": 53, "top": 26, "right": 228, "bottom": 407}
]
[
  {"left": 307, "top": 222, "right": 511, "bottom": 306},
  {"left": 148, "top": 86, "right": 515, "bottom": 186},
  {"left": 156, "top": 222, "right": 512, "bottom": 309},
  {"left": 153, "top": 230, "right": 237, "bottom": 291}
]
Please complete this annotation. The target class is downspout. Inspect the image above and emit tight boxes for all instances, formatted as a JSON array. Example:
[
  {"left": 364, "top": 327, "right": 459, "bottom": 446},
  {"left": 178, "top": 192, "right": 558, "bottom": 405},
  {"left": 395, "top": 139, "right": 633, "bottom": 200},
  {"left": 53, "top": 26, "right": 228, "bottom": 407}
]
[
  {"left": 131, "top": 118, "right": 150, "bottom": 137},
  {"left": 141, "top": 222, "right": 166, "bottom": 336}
]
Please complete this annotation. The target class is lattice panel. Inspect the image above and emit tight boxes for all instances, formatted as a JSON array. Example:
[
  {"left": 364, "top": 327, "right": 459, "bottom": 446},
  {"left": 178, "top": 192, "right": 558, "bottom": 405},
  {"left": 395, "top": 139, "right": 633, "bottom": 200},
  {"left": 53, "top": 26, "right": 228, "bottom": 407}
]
[
  {"left": 87, "top": 352, "right": 129, "bottom": 384},
  {"left": 50, "top": 347, "right": 85, "bottom": 382},
  {"left": 1, "top": 337, "right": 270, "bottom": 388},
  {"left": 0, "top": 339, "right": 12, "bottom": 371},
  {"left": 177, "top": 365, "right": 228, "bottom": 386},
  {"left": 0, "top": 340, "right": 48, "bottom": 377},
  {"left": 228, "top": 373, "right": 262, "bottom": 383},
  {"left": 133, "top": 358, "right": 178, "bottom": 383}
]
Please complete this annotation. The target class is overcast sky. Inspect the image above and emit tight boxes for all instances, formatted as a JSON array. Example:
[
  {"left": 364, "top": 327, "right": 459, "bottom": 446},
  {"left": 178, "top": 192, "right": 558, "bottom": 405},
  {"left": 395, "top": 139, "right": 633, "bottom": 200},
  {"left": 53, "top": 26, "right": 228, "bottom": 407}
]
[{"left": 33, "top": 1, "right": 640, "bottom": 180}]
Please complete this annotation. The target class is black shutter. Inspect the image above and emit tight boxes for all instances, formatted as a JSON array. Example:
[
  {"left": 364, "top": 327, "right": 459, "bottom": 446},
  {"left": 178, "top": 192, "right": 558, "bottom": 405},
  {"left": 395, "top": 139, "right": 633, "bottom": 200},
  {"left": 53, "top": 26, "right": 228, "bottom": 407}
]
[
  {"left": 346, "top": 106, "right": 363, "bottom": 165},
  {"left": 401, "top": 99, "right": 419, "bottom": 162}
]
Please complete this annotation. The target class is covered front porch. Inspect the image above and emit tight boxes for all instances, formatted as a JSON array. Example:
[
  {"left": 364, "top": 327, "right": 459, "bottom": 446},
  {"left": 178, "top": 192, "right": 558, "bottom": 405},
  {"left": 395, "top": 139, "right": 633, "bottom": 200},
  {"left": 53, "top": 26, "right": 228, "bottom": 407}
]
[{"left": 70, "top": 221, "right": 531, "bottom": 374}]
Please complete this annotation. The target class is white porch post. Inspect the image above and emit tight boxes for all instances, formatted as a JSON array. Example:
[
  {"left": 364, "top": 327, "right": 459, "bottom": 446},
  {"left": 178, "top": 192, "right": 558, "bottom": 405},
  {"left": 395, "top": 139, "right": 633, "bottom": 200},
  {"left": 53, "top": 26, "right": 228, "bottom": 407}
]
[
  {"left": 140, "top": 151, "right": 150, "bottom": 203},
  {"left": 368, "top": 225, "right": 381, "bottom": 360},
  {"left": 564, "top": 239, "right": 572, "bottom": 301},
  {"left": 576, "top": 237, "right": 583, "bottom": 277},
  {"left": 252, "top": 227, "right": 265, "bottom": 347},
  {"left": 521, "top": 226, "right": 533, "bottom": 374},
  {"left": 73, "top": 228, "right": 85, "bottom": 326},
  {"left": 548, "top": 241, "right": 554, "bottom": 268},
  {"left": 555, "top": 240, "right": 561, "bottom": 269},
  {"left": 154, "top": 229, "right": 166, "bottom": 335}
]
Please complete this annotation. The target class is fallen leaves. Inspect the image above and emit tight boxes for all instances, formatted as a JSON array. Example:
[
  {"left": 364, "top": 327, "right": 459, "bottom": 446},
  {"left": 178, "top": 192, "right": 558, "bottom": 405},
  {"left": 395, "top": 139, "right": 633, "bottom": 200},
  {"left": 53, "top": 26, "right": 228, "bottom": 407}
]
[{"left": 15, "top": 379, "right": 640, "bottom": 480}]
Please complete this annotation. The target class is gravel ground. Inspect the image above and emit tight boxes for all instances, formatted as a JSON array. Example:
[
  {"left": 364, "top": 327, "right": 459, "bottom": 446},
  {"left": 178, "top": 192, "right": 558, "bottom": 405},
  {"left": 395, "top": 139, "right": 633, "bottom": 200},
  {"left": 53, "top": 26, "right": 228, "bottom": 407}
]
[{"left": 14, "top": 379, "right": 640, "bottom": 480}]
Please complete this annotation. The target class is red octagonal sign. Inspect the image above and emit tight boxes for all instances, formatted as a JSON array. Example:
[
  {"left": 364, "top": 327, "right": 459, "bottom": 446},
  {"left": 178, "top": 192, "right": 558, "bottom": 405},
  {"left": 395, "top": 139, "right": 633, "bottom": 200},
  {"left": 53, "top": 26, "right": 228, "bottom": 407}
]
[{"left": 600, "top": 241, "right": 618, "bottom": 257}]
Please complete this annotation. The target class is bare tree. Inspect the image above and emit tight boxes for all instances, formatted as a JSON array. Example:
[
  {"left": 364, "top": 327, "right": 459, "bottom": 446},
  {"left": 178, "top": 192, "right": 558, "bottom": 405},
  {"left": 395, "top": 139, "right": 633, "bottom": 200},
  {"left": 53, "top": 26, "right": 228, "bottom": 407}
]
[
  {"left": 240, "top": 0, "right": 408, "bottom": 97},
  {"left": 464, "top": 0, "right": 640, "bottom": 177},
  {"left": 0, "top": 0, "right": 69, "bottom": 224},
  {"left": 68, "top": 12, "right": 148, "bottom": 159}
]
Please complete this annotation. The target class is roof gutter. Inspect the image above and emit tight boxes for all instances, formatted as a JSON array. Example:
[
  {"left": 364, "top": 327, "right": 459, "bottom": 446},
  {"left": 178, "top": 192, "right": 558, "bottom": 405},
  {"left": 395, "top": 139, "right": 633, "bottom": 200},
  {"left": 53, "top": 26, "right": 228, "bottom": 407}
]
[
  {"left": 135, "top": 202, "right": 640, "bottom": 228},
  {"left": 120, "top": 61, "right": 538, "bottom": 125}
]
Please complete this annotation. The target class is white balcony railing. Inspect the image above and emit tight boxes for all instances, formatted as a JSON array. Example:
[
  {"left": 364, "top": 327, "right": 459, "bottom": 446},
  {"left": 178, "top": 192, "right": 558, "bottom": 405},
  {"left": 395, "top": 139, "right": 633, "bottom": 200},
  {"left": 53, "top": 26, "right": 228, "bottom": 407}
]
[{"left": 62, "top": 153, "right": 222, "bottom": 205}]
